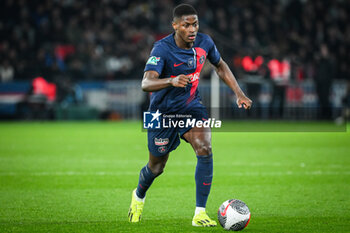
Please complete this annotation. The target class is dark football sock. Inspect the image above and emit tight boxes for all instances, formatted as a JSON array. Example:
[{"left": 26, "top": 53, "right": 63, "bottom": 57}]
[
  {"left": 136, "top": 164, "right": 157, "bottom": 199},
  {"left": 195, "top": 154, "right": 213, "bottom": 208}
]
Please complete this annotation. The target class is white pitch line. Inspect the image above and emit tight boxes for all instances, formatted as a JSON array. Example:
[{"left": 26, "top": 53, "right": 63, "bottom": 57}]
[{"left": 0, "top": 171, "right": 349, "bottom": 177}]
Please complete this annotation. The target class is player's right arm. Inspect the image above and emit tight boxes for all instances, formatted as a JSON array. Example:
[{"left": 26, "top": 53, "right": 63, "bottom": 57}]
[
  {"left": 143, "top": 42, "right": 190, "bottom": 92},
  {"left": 141, "top": 71, "right": 189, "bottom": 92}
]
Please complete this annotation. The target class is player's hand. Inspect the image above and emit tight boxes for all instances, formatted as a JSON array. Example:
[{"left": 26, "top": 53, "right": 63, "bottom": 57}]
[
  {"left": 236, "top": 95, "right": 252, "bottom": 109},
  {"left": 170, "top": 74, "right": 190, "bottom": 88}
]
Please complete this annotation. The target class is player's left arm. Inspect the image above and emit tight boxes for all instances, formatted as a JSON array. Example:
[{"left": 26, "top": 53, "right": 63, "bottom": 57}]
[{"left": 214, "top": 58, "right": 252, "bottom": 109}]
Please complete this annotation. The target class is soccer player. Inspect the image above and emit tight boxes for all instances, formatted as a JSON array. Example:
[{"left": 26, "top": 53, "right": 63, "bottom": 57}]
[{"left": 128, "top": 4, "right": 252, "bottom": 227}]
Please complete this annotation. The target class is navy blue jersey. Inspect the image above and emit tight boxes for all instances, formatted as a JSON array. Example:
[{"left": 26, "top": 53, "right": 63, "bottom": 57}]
[{"left": 144, "top": 32, "right": 221, "bottom": 113}]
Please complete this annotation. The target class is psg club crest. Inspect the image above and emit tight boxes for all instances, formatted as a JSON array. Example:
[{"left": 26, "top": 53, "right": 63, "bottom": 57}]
[
  {"left": 158, "top": 146, "right": 167, "bottom": 153},
  {"left": 199, "top": 55, "right": 205, "bottom": 64},
  {"left": 143, "top": 110, "right": 162, "bottom": 129}
]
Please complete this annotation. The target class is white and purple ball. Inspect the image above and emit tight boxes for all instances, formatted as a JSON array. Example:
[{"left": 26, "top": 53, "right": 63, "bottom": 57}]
[{"left": 217, "top": 199, "right": 251, "bottom": 231}]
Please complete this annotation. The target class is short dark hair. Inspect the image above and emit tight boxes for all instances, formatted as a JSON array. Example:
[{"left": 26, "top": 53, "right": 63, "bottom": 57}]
[{"left": 173, "top": 4, "right": 197, "bottom": 19}]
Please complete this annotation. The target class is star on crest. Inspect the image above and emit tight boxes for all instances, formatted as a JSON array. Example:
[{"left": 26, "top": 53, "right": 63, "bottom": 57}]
[{"left": 151, "top": 110, "right": 161, "bottom": 122}]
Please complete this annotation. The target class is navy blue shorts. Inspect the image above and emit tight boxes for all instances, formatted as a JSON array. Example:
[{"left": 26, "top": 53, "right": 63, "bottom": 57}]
[{"left": 147, "top": 107, "right": 208, "bottom": 157}]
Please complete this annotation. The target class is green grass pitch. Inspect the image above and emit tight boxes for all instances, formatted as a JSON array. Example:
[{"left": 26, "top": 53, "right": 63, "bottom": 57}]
[{"left": 0, "top": 121, "right": 349, "bottom": 232}]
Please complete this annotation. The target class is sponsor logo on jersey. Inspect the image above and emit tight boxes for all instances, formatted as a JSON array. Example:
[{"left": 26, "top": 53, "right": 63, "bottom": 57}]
[
  {"left": 188, "top": 72, "right": 200, "bottom": 83},
  {"left": 146, "top": 56, "right": 160, "bottom": 65},
  {"left": 154, "top": 138, "right": 169, "bottom": 146}
]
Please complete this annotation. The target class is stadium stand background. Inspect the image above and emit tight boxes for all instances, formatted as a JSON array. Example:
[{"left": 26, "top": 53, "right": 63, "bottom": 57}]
[{"left": 0, "top": 0, "right": 349, "bottom": 120}]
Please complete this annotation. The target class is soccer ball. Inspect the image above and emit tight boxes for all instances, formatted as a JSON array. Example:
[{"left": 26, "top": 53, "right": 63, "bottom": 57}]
[{"left": 217, "top": 199, "right": 251, "bottom": 231}]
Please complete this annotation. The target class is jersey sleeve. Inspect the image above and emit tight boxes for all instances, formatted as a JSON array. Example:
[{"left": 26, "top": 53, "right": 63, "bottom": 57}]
[
  {"left": 144, "top": 42, "right": 166, "bottom": 75},
  {"left": 207, "top": 36, "right": 221, "bottom": 66}
]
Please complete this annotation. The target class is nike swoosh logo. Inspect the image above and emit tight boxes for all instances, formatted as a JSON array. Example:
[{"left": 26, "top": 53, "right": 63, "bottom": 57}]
[
  {"left": 221, "top": 200, "right": 236, "bottom": 217},
  {"left": 174, "top": 62, "right": 184, "bottom": 67},
  {"left": 203, "top": 182, "right": 211, "bottom": 185}
]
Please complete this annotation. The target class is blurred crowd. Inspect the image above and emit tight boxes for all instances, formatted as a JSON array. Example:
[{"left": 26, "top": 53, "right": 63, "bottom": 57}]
[{"left": 0, "top": 0, "right": 349, "bottom": 83}]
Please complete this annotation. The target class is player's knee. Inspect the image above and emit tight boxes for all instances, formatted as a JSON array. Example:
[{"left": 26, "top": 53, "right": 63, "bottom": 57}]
[
  {"left": 195, "top": 143, "right": 212, "bottom": 156},
  {"left": 151, "top": 167, "right": 164, "bottom": 177},
  {"left": 149, "top": 163, "right": 165, "bottom": 177}
]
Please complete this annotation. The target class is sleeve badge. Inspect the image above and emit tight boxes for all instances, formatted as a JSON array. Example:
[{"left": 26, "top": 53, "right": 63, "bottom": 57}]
[{"left": 146, "top": 56, "right": 160, "bottom": 65}]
